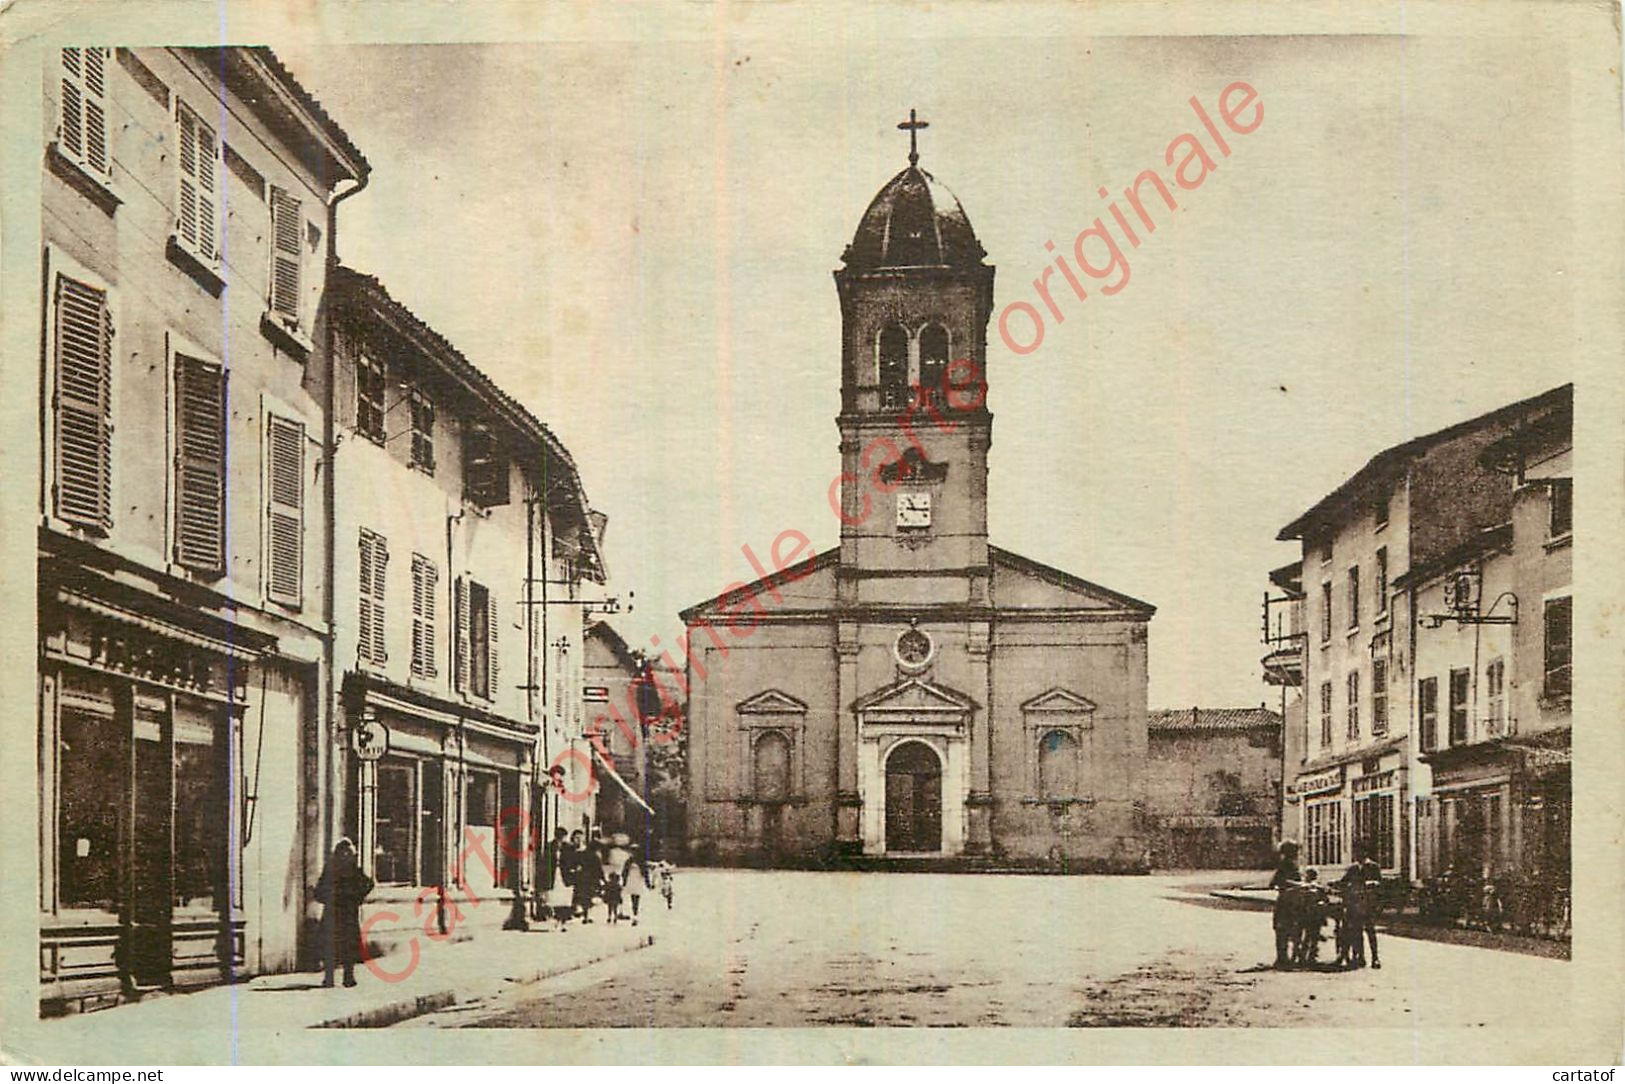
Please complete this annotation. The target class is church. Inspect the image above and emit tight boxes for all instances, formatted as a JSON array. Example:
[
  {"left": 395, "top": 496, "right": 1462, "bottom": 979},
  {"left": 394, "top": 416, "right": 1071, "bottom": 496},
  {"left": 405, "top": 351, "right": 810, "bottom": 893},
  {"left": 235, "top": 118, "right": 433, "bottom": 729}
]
[{"left": 680, "top": 117, "right": 1156, "bottom": 870}]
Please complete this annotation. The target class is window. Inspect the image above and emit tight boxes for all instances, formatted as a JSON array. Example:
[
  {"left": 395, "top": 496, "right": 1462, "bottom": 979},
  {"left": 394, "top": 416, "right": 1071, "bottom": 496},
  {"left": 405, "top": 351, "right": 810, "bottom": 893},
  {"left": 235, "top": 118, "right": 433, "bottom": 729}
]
[
  {"left": 409, "top": 387, "right": 435, "bottom": 474},
  {"left": 1448, "top": 667, "right": 1470, "bottom": 746},
  {"left": 410, "top": 554, "right": 438, "bottom": 679},
  {"left": 1371, "top": 657, "right": 1389, "bottom": 736},
  {"left": 50, "top": 272, "right": 113, "bottom": 530},
  {"left": 175, "top": 101, "right": 220, "bottom": 263},
  {"left": 1318, "top": 539, "right": 1333, "bottom": 565},
  {"left": 173, "top": 354, "right": 226, "bottom": 575},
  {"left": 463, "top": 425, "right": 509, "bottom": 507},
  {"left": 753, "top": 731, "right": 792, "bottom": 802},
  {"left": 1418, "top": 676, "right": 1439, "bottom": 752},
  {"left": 1346, "top": 565, "right": 1360, "bottom": 629},
  {"left": 172, "top": 708, "right": 225, "bottom": 913},
  {"left": 1374, "top": 493, "right": 1389, "bottom": 530},
  {"left": 374, "top": 757, "right": 418, "bottom": 885},
  {"left": 455, "top": 577, "right": 499, "bottom": 699},
  {"left": 265, "top": 415, "right": 305, "bottom": 606},
  {"left": 918, "top": 324, "right": 949, "bottom": 402},
  {"left": 1352, "top": 792, "right": 1395, "bottom": 869},
  {"left": 358, "top": 529, "right": 388, "bottom": 664},
  {"left": 268, "top": 186, "right": 303, "bottom": 324},
  {"left": 1549, "top": 479, "right": 1572, "bottom": 538},
  {"left": 1319, "top": 681, "right": 1333, "bottom": 747},
  {"left": 1346, "top": 670, "right": 1360, "bottom": 740},
  {"left": 356, "top": 352, "right": 386, "bottom": 443},
  {"left": 878, "top": 324, "right": 909, "bottom": 411},
  {"left": 57, "top": 48, "right": 111, "bottom": 180},
  {"left": 465, "top": 770, "right": 498, "bottom": 828},
  {"left": 1485, "top": 657, "right": 1505, "bottom": 735},
  {"left": 1320, "top": 582, "right": 1333, "bottom": 643},
  {"left": 1375, "top": 547, "right": 1388, "bottom": 615},
  {"left": 1306, "top": 799, "right": 1344, "bottom": 866},
  {"left": 1038, "top": 729, "right": 1080, "bottom": 799},
  {"left": 1543, "top": 596, "right": 1572, "bottom": 701},
  {"left": 56, "top": 703, "right": 121, "bottom": 910}
]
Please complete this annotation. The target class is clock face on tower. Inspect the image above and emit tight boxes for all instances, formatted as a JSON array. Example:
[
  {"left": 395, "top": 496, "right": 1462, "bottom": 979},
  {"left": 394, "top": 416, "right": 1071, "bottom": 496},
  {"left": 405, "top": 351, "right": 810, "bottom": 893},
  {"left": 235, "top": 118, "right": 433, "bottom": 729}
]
[{"left": 896, "top": 491, "right": 932, "bottom": 529}]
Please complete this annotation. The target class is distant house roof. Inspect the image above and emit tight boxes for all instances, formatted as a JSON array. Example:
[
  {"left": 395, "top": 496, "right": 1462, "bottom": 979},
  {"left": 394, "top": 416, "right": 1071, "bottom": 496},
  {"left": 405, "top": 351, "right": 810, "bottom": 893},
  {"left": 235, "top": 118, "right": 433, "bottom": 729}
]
[
  {"left": 1276, "top": 384, "right": 1572, "bottom": 542},
  {"left": 1149, "top": 706, "right": 1282, "bottom": 733},
  {"left": 331, "top": 266, "right": 606, "bottom": 583}
]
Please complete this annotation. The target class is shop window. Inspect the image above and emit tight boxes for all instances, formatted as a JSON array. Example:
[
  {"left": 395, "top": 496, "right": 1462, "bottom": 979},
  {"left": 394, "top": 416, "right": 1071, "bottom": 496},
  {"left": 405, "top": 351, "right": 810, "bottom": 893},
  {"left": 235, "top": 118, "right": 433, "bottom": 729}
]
[
  {"left": 1418, "top": 676, "right": 1439, "bottom": 752},
  {"left": 1306, "top": 800, "right": 1344, "bottom": 866},
  {"left": 753, "top": 730, "right": 792, "bottom": 802},
  {"left": 172, "top": 708, "right": 225, "bottom": 914},
  {"left": 1448, "top": 667, "right": 1470, "bottom": 745},
  {"left": 465, "top": 770, "right": 498, "bottom": 827},
  {"left": 374, "top": 757, "right": 418, "bottom": 885},
  {"left": 1486, "top": 657, "right": 1505, "bottom": 735},
  {"left": 1352, "top": 792, "right": 1395, "bottom": 869},
  {"left": 1038, "top": 729, "right": 1080, "bottom": 799},
  {"left": 56, "top": 704, "right": 122, "bottom": 910},
  {"left": 1543, "top": 596, "right": 1571, "bottom": 702},
  {"left": 1371, "top": 658, "right": 1389, "bottom": 736}
]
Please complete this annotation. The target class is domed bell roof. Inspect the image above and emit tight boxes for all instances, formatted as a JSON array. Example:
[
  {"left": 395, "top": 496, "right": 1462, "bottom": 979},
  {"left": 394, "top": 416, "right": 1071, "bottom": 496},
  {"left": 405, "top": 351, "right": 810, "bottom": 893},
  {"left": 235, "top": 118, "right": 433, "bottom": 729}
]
[{"left": 843, "top": 165, "right": 986, "bottom": 270}]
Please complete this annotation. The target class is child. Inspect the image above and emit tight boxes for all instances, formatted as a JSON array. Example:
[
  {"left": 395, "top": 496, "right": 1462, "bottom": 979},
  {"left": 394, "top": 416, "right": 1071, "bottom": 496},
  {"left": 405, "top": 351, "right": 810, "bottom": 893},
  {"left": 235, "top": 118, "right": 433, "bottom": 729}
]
[
  {"left": 603, "top": 872, "right": 623, "bottom": 925},
  {"left": 658, "top": 861, "right": 675, "bottom": 910}
]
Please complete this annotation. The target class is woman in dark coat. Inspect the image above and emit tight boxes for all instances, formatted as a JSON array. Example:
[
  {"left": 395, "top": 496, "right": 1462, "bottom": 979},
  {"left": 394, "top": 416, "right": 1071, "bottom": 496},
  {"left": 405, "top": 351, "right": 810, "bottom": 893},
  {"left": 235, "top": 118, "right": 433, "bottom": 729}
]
[
  {"left": 571, "top": 831, "right": 603, "bottom": 922},
  {"left": 316, "top": 837, "right": 373, "bottom": 987}
]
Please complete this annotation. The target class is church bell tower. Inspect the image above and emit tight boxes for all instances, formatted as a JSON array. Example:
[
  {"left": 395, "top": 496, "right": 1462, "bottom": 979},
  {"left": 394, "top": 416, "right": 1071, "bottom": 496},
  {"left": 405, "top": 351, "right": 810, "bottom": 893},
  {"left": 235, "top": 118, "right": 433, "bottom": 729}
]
[{"left": 833, "top": 111, "right": 997, "bottom": 603}]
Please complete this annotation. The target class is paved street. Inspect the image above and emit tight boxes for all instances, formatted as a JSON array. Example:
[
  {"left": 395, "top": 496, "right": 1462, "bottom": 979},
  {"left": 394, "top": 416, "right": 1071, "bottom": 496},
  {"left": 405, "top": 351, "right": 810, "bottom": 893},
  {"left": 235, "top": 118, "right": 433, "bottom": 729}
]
[{"left": 402, "top": 870, "right": 1573, "bottom": 1028}]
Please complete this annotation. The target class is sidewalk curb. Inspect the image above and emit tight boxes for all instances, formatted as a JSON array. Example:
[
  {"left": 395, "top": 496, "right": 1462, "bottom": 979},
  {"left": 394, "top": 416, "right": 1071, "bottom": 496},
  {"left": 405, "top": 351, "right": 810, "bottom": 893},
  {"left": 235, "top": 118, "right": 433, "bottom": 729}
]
[{"left": 313, "top": 934, "right": 657, "bottom": 1029}]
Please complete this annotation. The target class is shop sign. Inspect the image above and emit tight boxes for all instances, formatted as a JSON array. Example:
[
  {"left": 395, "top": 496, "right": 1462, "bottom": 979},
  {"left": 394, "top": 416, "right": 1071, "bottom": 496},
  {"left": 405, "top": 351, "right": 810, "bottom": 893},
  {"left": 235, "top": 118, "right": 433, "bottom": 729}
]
[
  {"left": 1293, "top": 767, "right": 1343, "bottom": 796},
  {"left": 351, "top": 716, "right": 390, "bottom": 761},
  {"left": 1352, "top": 770, "right": 1395, "bottom": 794}
]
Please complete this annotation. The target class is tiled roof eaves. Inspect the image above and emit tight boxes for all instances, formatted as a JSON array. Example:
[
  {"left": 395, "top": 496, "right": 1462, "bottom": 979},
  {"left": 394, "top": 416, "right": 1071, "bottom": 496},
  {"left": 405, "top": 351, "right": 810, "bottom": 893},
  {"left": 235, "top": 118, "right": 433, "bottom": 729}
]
[{"left": 252, "top": 47, "right": 370, "bottom": 178}]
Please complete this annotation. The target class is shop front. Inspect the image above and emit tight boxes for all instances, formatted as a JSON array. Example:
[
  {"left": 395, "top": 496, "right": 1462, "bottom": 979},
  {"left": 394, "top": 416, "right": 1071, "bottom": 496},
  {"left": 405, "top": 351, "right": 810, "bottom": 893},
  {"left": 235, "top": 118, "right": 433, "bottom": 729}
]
[
  {"left": 1422, "top": 729, "right": 1571, "bottom": 890},
  {"left": 39, "top": 578, "right": 275, "bottom": 1014},
  {"left": 341, "top": 677, "right": 536, "bottom": 945},
  {"left": 1288, "top": 736, "right": 1409, "bottom": 879}
]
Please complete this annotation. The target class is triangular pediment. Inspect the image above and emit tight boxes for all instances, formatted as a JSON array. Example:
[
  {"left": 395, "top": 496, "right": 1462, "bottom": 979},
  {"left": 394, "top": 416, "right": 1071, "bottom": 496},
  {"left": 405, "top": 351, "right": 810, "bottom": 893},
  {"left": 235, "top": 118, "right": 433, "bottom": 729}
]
[
  {"left": 1021, "top": 688, "right": 1098, "bottom": 713},
  {"left": 853, "top": 677, "right": 978, "bottom": 715},
  {"left": 737, "top": 689, "right": 808, "bottom": 714},
  {"left": 989, "top": 545, "right": 1156, "bottom": 615}
]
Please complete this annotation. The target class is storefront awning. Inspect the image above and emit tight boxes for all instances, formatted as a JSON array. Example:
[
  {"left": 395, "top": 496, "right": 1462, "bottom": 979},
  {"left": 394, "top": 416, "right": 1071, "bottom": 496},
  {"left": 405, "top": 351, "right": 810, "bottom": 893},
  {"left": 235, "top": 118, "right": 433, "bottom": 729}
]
[{"left": 590, "top": 745, "right": 653, "bottom": 815}]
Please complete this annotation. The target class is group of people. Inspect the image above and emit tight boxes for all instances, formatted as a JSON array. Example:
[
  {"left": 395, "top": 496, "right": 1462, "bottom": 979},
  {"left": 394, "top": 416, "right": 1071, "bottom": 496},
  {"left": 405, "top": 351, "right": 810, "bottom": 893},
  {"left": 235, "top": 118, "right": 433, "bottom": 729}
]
[
  {"left": 1268, "top": 841, "right": 1383, "bottom": 971},
  {"left": 536, "top": 827, "right": 674, "bottom": 932}
]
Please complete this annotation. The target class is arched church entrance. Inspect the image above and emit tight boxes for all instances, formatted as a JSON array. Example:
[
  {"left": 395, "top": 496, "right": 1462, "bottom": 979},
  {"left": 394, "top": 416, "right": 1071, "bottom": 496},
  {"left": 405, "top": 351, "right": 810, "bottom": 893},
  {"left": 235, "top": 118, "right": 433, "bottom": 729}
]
[{"left": 884, "top": 741, "right": 943, "bottom": 853}]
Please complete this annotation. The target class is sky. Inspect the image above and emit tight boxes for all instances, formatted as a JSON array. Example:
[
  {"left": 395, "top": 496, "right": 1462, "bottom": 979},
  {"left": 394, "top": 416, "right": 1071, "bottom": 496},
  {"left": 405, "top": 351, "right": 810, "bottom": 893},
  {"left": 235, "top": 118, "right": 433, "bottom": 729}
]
[{"left": 273, "top": 26, "right": 1579, "bottom": 711}]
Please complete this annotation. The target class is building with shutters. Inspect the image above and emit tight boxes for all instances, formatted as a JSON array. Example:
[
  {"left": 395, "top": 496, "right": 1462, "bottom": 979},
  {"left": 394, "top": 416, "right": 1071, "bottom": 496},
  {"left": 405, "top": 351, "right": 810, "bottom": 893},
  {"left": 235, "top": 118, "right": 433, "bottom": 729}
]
[
  {"left": 680, "top": 128, "right": 1154, "bottom": 870},
  {"left": 1272, "top": 384, "right": 1571, "bottom": 884},
  {"left": 327, "top": 268, "right": 608, "bottom": 949},
  {"left": 1408, "top": 388, "right": 1570, "bottom": 924},
  {"left": 581, "top": 621, "right": 659, "bottom": 843},
  {"left": 37, "top": 47, "right": 368, "bottom": 1012}
]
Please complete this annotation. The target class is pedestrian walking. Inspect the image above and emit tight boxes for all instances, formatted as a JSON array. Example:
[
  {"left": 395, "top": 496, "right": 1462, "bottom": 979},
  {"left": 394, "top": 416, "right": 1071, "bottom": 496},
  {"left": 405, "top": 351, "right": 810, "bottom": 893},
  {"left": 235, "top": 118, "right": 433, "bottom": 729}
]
[
  {"left": 605, "top": 833, "right": 634, "bottom": 921},
  {"left": 603, "top": 873, "right": 624, "bottom": 924},
  {"left": 622, "top": 847, "right": 651, "bottom": 926},
  {"left": 572, "top": 830, "right": 603, "bottom": 922},
  {"left": 657, "top": 860, "right": 675, "bottom": 910},
  {"left": 539, "top": 827, "right": 573, "bottom": 932},
  {"left": 1268, "top": 840, "right": 1303, "bottom": 969},
  {"left": 315, "top": 837, "right": 373, "bottom": 988}
]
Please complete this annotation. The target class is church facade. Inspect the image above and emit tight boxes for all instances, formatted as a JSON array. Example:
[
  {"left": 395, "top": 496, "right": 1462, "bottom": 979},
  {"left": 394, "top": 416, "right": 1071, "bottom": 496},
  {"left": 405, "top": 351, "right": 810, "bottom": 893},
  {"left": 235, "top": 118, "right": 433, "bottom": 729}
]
[{"left": 680, "top": 127, "right": 1155, "bottom": 870}]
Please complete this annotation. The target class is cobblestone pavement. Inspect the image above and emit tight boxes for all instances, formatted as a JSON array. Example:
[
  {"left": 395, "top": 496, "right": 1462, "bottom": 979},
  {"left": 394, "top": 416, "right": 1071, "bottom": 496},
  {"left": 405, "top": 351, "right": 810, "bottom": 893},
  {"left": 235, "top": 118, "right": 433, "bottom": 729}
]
[{"left": 402, "top": 869, "right": 1573, "bottom": 1029}]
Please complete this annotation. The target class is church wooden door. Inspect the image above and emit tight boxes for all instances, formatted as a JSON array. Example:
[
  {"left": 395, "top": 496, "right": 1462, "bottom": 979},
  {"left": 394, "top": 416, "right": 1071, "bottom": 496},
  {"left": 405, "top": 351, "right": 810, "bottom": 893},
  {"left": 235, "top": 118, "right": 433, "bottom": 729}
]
[{"left": 884, "top": 742, "right": 942, "bottom": 853}]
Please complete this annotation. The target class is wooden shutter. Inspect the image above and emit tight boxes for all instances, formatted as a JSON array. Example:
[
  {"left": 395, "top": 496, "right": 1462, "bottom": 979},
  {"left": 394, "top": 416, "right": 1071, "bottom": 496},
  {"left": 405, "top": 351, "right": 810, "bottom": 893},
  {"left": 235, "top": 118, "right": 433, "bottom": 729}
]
[
  {"left": 370, "top": 536, "right": 389, "bottom": 663},
  {"left": 59, "top": 48, "right": 110, "bottom": 177},
  {"left": 411, "top": 555, "right": 438, "bottom": 678},
  {"left": 269, "top": 186, "right": 302, "bottom": 320},
  {"left": 358, "top": 532, "right": 376, "bottom": 662},
  {"left": 53, "top": 274, "right": 112, "bottom": 528},
  {"left": 453, "top": 576, "right": 470, "bottom": 693},
  {"left": 265, "top": 415, "right": 304, "bottom": 605},
  {"left": 485, "top": 587, "right": 500, "bottom": 699},
  {"left": 173, "top": 356, "right": 225, "bottom": 574},
  {"left": 177, "top": 103, "right": 218, "bottom": 261}
]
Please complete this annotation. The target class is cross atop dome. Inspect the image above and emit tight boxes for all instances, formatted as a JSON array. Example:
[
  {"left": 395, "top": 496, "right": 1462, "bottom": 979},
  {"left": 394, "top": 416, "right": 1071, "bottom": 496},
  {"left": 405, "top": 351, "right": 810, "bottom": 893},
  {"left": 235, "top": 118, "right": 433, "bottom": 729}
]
[{"left": 898, "top": 108, "right": 928, "bottom": 166}]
